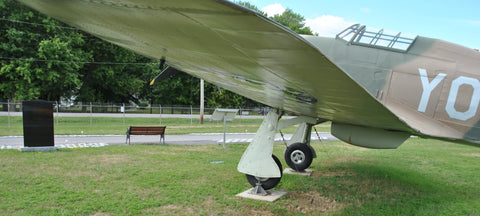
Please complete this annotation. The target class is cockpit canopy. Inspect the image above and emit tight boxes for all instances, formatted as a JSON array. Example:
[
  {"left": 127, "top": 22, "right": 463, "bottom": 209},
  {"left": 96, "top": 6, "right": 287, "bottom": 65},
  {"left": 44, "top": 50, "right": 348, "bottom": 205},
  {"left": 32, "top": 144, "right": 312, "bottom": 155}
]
[{"left": 336, "top": 24, "right": 417, "bottom": 52}]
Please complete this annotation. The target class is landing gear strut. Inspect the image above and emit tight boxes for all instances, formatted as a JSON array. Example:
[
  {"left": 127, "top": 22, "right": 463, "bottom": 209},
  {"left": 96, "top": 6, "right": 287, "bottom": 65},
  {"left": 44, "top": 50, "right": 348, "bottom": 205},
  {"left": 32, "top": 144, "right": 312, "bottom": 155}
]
[{"left": 237, "top": 109, "right": 324, "bottom": 190}]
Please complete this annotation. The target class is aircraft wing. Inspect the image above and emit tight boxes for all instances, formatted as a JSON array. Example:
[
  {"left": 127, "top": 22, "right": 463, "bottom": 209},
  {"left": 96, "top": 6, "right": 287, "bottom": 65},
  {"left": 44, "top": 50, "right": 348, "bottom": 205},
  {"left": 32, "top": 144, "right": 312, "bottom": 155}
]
[{"left": 19, "top": 0, "right": 413, "bottom": 132}]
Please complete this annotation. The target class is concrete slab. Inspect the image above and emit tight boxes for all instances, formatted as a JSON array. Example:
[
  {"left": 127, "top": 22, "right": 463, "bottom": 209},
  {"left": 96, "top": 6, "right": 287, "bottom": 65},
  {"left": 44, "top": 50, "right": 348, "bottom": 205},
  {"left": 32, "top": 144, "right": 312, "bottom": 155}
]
[
  {"left": 20, "top": 146, "right": 58, "bottom": 152},
  {"left": 236, "top": 189, "right": 287, "bottom": 202},
  {"left": 283, "top": 168, "right": 313, "bottom": 176}
]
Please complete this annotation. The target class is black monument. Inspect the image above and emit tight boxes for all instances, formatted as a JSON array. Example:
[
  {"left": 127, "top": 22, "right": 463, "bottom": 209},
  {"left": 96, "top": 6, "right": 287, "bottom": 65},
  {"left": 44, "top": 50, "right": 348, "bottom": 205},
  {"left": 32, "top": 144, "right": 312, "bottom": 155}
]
[{"left": 22, "top": 100, "right": 55, "bottom": 148}]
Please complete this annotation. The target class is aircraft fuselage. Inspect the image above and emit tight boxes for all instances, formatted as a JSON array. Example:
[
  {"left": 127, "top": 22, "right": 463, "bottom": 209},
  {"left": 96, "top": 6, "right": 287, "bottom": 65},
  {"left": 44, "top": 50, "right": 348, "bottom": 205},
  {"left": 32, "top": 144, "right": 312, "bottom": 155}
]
[{"left": 304, "top": 34, "right": 480, "bottom": 143}]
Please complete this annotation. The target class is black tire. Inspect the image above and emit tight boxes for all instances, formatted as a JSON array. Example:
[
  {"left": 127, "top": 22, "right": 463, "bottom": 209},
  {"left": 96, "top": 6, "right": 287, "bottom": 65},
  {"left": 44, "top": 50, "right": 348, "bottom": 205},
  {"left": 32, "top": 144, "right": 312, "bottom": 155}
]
[
  {"left": 245, "top": 155, "right": 283, "bottom": 190},
  {"left": 284, "top": 142, "right": 313, "bottom": 171}
]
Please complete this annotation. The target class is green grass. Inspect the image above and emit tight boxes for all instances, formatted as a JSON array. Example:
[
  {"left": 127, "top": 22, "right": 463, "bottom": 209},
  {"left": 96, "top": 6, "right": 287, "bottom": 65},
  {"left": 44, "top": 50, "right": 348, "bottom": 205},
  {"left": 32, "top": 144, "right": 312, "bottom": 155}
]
[
  {"left": 0, "top": 116, "right": 331, "bottom": 136},
  {"left": 1, "top": 138, "right": 479, "bottom": 215}
]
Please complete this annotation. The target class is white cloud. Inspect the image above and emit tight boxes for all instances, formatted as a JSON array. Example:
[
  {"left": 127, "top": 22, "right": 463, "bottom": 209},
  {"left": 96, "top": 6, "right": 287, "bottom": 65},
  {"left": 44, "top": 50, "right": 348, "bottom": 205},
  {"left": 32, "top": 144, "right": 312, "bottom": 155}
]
[
  {"left": 261, "top": 4, "right": 285, "bottom": 16},
  {"left": 304, "top": 15, "right": 355, "bottom": 37}
]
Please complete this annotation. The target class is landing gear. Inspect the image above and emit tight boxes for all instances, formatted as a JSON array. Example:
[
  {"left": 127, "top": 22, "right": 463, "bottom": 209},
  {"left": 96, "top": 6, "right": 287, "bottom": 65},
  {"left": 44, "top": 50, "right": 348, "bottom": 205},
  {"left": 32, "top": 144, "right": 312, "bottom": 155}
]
[
  {"left": 246, "top": 155, "right": 283, "bottom": 190},
  {"left": 284, "top": 142, "right": 313, "bottom": 171},
  {"left": 237, "top": 109, "right": 324, "bottom": 190}
]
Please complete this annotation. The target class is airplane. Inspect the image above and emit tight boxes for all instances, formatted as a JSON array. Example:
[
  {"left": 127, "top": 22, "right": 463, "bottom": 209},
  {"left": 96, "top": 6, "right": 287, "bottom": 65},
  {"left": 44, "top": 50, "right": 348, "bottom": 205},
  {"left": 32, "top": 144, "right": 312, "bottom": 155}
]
[{"left": 19, "top": 0, "right": 480, "bottom": 192}]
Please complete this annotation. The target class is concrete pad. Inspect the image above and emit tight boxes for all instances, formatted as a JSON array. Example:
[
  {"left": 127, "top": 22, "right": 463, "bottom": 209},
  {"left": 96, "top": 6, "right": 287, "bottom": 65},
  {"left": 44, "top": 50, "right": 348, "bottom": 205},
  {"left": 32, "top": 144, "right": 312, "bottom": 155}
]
[
  {"left": 20, "top": 146, "right": 58, "bottom": 152},
  {"left": 283, "top": 168, "right": 313, "bottom": 176},
  {"left": 236, "top": 189, "right": 287, "bottom": 202}
]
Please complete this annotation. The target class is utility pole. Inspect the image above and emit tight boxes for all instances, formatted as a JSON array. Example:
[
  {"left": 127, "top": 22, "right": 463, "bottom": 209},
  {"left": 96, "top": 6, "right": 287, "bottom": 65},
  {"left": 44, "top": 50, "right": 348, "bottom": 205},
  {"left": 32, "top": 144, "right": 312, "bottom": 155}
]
[{"left": 200, "top": 79, "right": 204, "bottom": 124}]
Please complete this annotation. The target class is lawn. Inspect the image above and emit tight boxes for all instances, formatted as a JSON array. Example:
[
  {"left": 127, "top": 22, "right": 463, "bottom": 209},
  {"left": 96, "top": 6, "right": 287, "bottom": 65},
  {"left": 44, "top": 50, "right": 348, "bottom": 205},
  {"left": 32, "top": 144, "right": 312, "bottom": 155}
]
[{"left": 1, "top": 138, "right": 479, "bottom": 215}]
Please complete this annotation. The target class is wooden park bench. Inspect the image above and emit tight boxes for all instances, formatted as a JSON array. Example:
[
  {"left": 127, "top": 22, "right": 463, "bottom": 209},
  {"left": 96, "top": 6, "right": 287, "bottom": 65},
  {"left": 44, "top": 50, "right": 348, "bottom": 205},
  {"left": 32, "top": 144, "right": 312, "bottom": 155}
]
[{"left": 126, "top": 126, "right": 166, "bottom": 145}]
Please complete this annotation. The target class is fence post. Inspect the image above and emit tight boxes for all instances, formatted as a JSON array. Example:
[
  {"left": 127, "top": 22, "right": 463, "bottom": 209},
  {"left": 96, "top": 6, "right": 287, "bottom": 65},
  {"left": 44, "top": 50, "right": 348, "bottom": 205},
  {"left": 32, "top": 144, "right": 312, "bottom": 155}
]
[
  {"left": 238, "top": 106, "right": 242, "bottom": 124},
  {"left": 190, "top": 105, "right": 193, "bottom": 125},
  {"left": 159, "top": 104, "right": 162, "bottom": 125},
  {"left": 122, "top": 103, "right": 125, "bottom": 126},
  {"left": 200, "top": 79, "right": 204, "bottom": 124},
  {"left": 7, "top": 99, "right": 10, "bottom": 127},
  {"left": 55, "top": 101, "right": 59, "bottom": 126},
  {"left": 90, "top": 102, "right": 93, "bottom": 127}
]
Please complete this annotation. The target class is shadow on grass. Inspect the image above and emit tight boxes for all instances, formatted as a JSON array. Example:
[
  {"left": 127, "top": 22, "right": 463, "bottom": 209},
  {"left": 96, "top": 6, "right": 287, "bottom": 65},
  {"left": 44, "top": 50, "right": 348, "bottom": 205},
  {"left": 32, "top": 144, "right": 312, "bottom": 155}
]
[{"left": 301, "top": 161, "right": 479, "bottom": 215}]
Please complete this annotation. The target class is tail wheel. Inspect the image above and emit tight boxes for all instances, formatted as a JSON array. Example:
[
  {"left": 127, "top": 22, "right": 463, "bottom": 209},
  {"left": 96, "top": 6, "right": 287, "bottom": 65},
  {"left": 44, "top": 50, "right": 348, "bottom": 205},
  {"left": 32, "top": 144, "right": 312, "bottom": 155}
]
[
  {"left": 245, "top": 155, "right": 283, "bottom": 190},
  {"left": 285, "top": 142, "right": 313, "bottom": 171}
]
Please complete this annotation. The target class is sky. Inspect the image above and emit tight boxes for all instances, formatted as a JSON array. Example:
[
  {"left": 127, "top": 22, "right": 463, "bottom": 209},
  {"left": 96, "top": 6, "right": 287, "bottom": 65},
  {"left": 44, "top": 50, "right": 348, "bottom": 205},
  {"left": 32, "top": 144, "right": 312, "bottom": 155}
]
[{"left": 236, "top": 0, "right": 480, "bottom": 49}]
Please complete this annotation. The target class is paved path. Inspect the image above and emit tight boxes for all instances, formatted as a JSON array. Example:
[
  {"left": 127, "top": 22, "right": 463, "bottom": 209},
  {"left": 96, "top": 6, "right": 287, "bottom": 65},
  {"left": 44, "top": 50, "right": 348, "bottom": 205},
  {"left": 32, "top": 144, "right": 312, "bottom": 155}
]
[{"left": 0, "top": 132, "right": 337, "bottom": 150}]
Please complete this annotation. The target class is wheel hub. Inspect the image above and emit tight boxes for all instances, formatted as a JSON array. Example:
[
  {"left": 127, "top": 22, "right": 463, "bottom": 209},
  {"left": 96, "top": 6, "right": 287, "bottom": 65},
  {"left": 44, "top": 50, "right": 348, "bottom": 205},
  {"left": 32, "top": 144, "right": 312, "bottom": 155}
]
[{"left": 290, "top": 150, "right": 305, "bottom": 164}]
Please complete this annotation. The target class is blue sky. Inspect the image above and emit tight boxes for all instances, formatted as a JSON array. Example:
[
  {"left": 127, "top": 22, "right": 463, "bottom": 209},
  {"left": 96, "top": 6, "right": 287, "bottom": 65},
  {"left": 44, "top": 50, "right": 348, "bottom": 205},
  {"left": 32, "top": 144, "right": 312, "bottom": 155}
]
[{"left": 238, "top": 0, "right": 480, "bottom": 49}]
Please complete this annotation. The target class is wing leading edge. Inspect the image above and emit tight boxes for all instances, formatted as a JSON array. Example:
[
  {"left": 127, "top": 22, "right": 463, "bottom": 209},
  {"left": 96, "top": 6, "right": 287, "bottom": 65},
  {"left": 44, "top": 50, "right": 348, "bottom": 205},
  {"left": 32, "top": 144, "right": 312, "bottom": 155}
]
[{"left": 19, "top": 0, "right": 413, "bottom": 133}]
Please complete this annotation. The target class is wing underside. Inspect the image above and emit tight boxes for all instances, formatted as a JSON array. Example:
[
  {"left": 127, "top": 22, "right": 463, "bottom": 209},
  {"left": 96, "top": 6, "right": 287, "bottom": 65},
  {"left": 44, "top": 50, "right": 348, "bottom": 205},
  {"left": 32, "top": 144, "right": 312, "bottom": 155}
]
[{"left": 19, "top": 0, "right": 413, "bottom": 132}]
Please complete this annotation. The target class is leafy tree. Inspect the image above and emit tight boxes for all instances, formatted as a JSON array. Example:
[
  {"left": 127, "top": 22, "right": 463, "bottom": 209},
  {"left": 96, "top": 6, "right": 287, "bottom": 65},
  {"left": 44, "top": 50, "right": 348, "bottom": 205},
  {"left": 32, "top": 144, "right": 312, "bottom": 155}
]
[
  {"left": 204, "top": 83, "right": 247, "bottom": 108},
  {"left": 147, "top": 72, "right": 200, "bottom": 106},
  {"left": 147, "top": 71, "right": 258, "bottom": 108},
  {"left": 271, "top": 9, "right": 315, "bottom": 35},
  {"left": 0, "top": 0, "right": 91, "bottom": 101},
  {"left": 76, "top": 36, "right": 157, "bottom": 104},
  {"left": 0, "top": 1, "right": 156, "bottom": 104},
  {"left": 235, "top": 1, "right": 267, "bottom": 16},
  {"left": 35, "top": 29, "right": 90, "bottom": 100},
  {"left": 236, "top": 1, "right": 315, "bottom": 35}
]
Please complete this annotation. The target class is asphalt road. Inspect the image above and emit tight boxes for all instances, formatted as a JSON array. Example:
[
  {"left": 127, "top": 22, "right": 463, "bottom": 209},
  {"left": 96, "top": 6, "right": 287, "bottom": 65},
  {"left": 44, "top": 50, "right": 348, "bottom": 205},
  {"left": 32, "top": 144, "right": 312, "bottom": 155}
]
[
  {"left": 0, "top": 111, "right": 336, "bottom": 150},
  {"left": 0, "top": 132, "right": 338, "bottom": 150}
]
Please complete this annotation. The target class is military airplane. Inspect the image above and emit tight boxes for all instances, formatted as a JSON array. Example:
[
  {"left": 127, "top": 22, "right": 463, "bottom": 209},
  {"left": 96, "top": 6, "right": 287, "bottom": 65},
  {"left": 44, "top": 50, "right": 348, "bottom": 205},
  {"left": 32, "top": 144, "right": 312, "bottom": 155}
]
[{"left": 19, "top": 0, "right": 480, "bottom": 191}]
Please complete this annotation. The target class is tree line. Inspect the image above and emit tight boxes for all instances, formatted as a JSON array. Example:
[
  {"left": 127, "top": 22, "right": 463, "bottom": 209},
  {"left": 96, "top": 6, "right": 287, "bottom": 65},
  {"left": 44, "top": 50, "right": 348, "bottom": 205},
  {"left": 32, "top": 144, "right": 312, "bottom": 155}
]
[{"left": 0, "top": 1, "right": 314, "bottom": 107}]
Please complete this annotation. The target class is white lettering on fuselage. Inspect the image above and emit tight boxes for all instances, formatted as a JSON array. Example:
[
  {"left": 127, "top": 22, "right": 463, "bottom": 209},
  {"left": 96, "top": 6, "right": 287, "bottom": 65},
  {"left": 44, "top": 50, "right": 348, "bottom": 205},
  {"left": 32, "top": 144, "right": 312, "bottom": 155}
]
[
  {"left": 418, "top": 68, "right": 446, "bottom": 112},
  {"left": 418, "top": 68, "right": 480, "bottom": 121},
  {"left": 445, "top": 76, "right": 480, "bottom": 121}
]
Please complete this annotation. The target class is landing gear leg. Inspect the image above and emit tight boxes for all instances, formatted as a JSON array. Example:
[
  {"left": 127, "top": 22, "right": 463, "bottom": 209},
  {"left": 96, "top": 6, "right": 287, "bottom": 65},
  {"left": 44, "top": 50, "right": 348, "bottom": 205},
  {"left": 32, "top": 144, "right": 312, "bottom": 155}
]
[
  {"left": 280, "top": 120, "right": 323, "bottom": 171},
  {"left": 238, "top": 109, "right": 283, "bottom": 188},
  {"left": 237, "top": 109, "right": 323, "bottom": 190}
]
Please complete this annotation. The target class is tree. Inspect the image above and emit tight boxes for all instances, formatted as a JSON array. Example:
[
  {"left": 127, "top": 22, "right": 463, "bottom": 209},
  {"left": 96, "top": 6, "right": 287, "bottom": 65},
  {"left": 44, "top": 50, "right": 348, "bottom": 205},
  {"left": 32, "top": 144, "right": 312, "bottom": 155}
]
[
  {"left": 76, "top": 36, "right": 157, "bottom": 104},
  {"left": 35, "top": 28, "right": 90, "bottom": 101},
  {"left": 236, "top": 1, "right": 315, "bottom": 36},
  {"left": 271, "top": 9, "right": 315, "bottom": 35},
  {"left": 235, "top": 1, "right": 267, "bottom": 16},
  {"left": 146, "top": 71, "right": 200, "bottom": 106},
  {"left": 0, "top": 1, "right": 156, "bottom": 104},
  {"left": 0, "top": 0, "right": 91, "bottom": 101}
]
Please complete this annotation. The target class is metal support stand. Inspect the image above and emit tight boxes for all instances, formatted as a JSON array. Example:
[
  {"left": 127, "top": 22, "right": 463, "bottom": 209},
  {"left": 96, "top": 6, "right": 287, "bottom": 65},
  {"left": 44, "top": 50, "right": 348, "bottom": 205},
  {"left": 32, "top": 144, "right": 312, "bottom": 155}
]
[{"left": 249, "top": 181, "right": 270, "bottom": 196}]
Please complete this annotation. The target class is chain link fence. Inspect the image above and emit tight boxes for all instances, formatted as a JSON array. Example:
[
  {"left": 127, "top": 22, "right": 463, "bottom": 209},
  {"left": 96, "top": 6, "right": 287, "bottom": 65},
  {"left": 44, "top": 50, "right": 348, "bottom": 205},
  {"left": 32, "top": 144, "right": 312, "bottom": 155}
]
[
  {"left": 0, "top": 100, "right": 267, "bottom": 115},
  {"left": 0, "top": 100, "right": 269, "bottom": 127}
]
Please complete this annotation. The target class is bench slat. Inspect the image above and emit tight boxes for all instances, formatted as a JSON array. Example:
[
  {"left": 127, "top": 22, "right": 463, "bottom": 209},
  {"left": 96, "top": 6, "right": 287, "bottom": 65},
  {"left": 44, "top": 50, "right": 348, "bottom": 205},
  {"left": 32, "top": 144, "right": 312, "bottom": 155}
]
[
  {"left": 126, "top": 126, "right": 166, "bottom": 144},
  {"left": 130, "top": 131, "right": 164, "bottom": 135}
]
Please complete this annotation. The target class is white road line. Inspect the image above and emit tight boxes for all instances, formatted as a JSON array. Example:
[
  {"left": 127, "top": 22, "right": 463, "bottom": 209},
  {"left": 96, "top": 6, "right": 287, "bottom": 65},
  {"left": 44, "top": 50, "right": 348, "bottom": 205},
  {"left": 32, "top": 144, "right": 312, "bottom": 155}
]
[
  {"left": 216, "top": 139, "right": 252, "bottom": 143},
  {"left": 0, "top": 143, "right": 109, "bottom": 150}
]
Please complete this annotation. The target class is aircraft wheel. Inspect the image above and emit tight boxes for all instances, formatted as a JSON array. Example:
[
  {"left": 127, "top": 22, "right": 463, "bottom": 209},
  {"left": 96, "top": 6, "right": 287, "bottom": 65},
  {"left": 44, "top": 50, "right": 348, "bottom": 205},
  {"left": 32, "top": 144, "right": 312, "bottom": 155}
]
[
  {"left": 285, "top": 142, "right": 313, "bottom": 171},
  {"left": 245, "top": 155, "right": 283, "bottom": 190}
]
